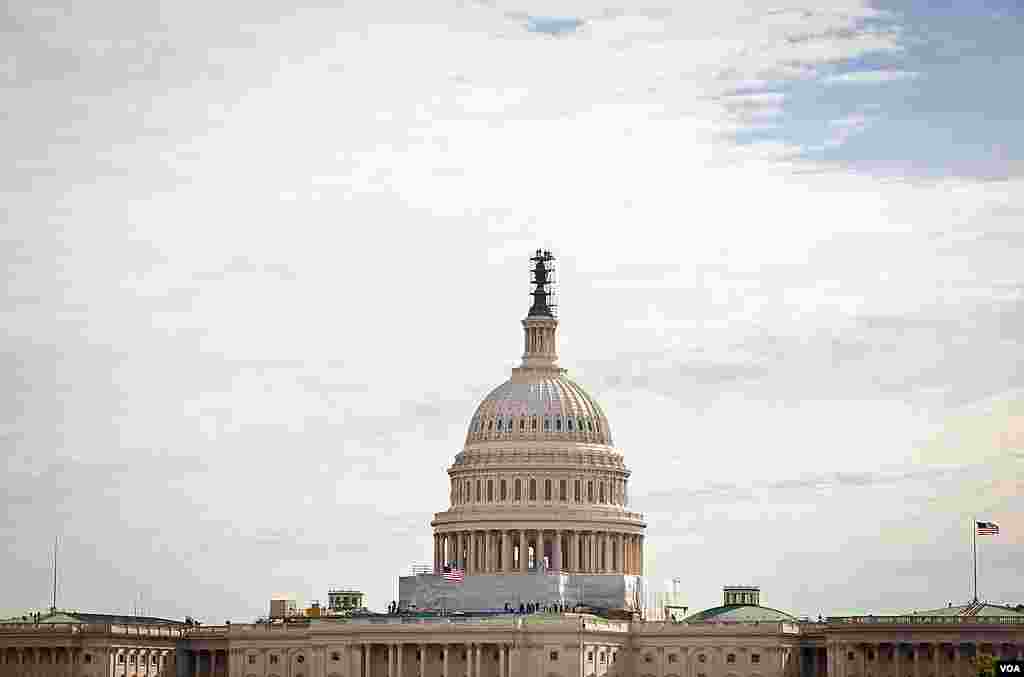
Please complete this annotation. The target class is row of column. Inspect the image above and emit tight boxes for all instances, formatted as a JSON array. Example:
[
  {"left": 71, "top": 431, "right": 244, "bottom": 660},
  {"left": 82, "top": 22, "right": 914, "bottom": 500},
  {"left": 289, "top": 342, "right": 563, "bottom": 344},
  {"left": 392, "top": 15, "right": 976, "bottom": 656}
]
[
  {"left": 828, "top": 642, "right": 1024, "bottom": 677},
  {"left": 433, "top": 530, "right": 643, "bottom": 575},
  {"left": 360, "top": 642, "right": 511, "bottom": 677},
  {"left": 0, "top": 648, "right": 176, "bottom": 677}
]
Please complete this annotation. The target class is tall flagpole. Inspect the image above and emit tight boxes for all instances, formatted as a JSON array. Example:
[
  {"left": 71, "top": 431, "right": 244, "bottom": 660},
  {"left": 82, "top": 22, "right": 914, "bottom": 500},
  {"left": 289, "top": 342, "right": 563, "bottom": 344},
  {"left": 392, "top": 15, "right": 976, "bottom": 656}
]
[
  {"left": 52, "top": 536, "right": 58, "bottom": 612},
  {"left": 972, "top": 516, "right": 978, "bottom": 603}
]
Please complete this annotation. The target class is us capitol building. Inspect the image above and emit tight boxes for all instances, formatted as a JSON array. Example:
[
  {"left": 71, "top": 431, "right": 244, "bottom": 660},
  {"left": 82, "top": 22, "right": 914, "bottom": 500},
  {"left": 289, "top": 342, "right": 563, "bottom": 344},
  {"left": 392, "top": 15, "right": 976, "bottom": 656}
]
[{"left": 1, "top": 251, "right": 1022, "bottom": 677}]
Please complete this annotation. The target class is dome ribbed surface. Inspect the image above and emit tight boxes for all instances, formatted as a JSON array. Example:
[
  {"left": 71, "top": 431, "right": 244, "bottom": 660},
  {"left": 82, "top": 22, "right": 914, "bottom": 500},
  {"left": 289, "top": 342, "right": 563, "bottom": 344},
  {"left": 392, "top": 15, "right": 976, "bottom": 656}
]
[{"left": 466, "top": 373, "right": 612, "bottom": 445}]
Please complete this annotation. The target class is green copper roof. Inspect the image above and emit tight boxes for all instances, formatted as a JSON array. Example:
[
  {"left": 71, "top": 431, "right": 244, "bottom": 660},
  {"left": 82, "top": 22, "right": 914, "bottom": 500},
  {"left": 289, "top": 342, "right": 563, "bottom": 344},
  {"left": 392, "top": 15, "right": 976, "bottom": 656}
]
[
  {"left": 684, "top": 604, "right": 796, "bottom": 623},
  {"left": 911, "top": 602, "right": 1024, "bottom": 617}
]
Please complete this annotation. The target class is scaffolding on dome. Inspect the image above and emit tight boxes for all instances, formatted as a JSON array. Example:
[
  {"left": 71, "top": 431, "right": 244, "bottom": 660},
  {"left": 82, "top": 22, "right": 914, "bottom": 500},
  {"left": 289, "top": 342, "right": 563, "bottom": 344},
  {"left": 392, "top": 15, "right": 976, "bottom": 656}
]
[{"left": 528, "top": 249, "right": 557, "bottom": 317}]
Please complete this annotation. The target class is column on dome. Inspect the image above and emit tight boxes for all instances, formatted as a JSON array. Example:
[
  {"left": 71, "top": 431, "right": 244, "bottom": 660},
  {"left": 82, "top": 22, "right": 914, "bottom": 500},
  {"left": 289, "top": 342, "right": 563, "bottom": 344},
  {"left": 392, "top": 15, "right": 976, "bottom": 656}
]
[
  {"left": 519, "top": 530, "right": 527, "bottom": 572},
  {"left": 537, "top": 530, "right": 546, "bottom": 570},
  {"left": 553, "top": 530, "right": 562, "bottom": 572}
]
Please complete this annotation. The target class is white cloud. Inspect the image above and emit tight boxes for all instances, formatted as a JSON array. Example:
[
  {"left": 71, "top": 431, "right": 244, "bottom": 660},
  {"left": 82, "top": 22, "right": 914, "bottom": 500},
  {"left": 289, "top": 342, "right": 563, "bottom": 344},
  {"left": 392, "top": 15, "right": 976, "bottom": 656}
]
[
  {"left": 825, "top": 70, "right": 921, "bottom": 83},
  {"left": 2, "top": 0, "right": 1022, "bottom": 622}
]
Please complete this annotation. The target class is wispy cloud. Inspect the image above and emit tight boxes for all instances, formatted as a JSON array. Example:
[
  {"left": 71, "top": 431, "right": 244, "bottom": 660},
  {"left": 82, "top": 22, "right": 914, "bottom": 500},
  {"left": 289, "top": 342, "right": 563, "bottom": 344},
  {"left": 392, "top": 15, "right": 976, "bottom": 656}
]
[{"left": 824, "top": 70, "right": 920, "bottom": 84}]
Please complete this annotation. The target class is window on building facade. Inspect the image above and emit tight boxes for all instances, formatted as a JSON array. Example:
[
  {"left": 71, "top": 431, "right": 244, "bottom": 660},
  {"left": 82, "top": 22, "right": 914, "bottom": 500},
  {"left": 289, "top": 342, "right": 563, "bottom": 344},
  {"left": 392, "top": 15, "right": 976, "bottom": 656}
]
[
  {"left": 152, "top": 656, "right": 158, "bottom": 665},
  {"left": 248, "top": 656, "right": 256, "bottom": 665},
  {"left": 644, "top": 655, "right": 653, "bottom": 663},
  {"left": 476, "top": 480, "right": 481, "bottom": 501},
  {"left": 465, "top": 481, "right": 470, "bottom": 503},
  {"left": 574, "top": 480, "right": 581, "bottom": 501},
  {"left": 727, "top": 654, "right": 736, "bottom": 664},
  {"left": 549, "top": 652, "right": 559, "bottom": 661},
  {"left": 544, "top": 479, "right": 552, "bottom": 500},
  {"left": 587, "top": 653, "right": 593, "bottom": 662},
  {"left": 600, "top": 482, "right": 605, "bottom": 503},
  {"left": 270, "top": 656, "right": 279, "bottom": 665},
  {"left": 848, "top": 652, "right": 855, "bottom": 661},
  {"left": 515, "top": 479, "right": 521, "bottom": 500},
  {"left": 500, "top": 479, "right": 507, "bottom": 500},
  {"left": 487, "top": 480, "right": 493, "bottom": 502},
  {"left": 567, "top": 417, "right": 574, "bottom": 431},
  {"left": 588, "top": 481, "right": 594, "bottom": 502},
  {"left": 118, "top": 656, "right": 125, "bottom": 664},
  {"left": 329, "top": 653, "right": 339, "bottom": 662},
  {"left": 669, "top": 654, "right": 678, "bottom": 664},
  {"left": 600, "top": 653, "right": 606, "bottom": 663},
  {"left": 520, "top": 418, "right": 525, "bottom": 431},
  {"left": 544, "top": 417, "right": 550, "bottom": 430},
  {"left": 753, "top": 654, "right": 761, "bottom": 664},
  {"left": 529, "top": 478, "right": 537, "bottom": 500},
  {"left": 698, "top": 654, "right": 707, "bottom": 663},
  {"left": 560, "top": 479, "right": 567, "bottom": 501},
  {"left": 532, "top": 417, "right": 537, "bottom": 430},
  {"left": 297, "top": 655, "right": 305, "bottom": 664},
  {"left": 129, "top": 656, "right": 136, "bottom": 665},
  {"left": 868, "top": 651, "right": 875, "bottom": 661},
  {"left": 556, "top": 417, "right": 562, "bottom": 431},
  {"left": 84, "top": 655, "right": 92, "bottom": 665}
]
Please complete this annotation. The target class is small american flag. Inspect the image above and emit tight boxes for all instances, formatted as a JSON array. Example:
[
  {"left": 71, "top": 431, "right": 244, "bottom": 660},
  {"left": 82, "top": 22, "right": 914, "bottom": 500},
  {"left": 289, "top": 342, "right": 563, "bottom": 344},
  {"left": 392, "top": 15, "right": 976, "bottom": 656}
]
[
  {"left": 442, "top": 568, "right": 465, "bottom": 583},
  {"left": 976, "top": 521, "right": 1000, "bottom": 535}
]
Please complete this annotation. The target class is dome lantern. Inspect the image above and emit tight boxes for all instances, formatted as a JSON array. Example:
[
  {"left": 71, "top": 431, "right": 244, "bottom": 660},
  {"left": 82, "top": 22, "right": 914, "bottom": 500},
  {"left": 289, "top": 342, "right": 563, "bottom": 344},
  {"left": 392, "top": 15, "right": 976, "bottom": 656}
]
[{"left": 521, "top": 250, "right": 560, "bottom": 370}]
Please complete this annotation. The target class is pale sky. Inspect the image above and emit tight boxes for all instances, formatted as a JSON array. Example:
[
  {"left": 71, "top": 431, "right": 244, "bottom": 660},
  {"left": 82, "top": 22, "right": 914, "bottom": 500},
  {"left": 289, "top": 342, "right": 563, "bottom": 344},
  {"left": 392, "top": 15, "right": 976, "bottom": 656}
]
[{"left": 2, "top": 0, "right": 1022, "bottom": 622}]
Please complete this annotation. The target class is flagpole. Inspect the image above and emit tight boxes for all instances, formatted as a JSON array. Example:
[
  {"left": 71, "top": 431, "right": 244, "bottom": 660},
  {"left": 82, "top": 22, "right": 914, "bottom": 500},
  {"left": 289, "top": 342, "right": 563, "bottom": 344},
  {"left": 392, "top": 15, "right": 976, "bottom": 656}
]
[{"left": 972, "top": 516, "right": 978, "bottom": 603}]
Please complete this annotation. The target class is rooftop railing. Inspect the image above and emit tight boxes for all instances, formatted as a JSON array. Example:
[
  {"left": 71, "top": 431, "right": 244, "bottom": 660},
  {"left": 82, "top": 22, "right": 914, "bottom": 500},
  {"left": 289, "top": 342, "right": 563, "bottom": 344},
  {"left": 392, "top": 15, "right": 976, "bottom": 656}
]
[
  {"left": 0, "top": 624, "right": 184, "bottom": 637},
  {"left": 827, "top": 616, "right": 1024, "bottom": 625}
]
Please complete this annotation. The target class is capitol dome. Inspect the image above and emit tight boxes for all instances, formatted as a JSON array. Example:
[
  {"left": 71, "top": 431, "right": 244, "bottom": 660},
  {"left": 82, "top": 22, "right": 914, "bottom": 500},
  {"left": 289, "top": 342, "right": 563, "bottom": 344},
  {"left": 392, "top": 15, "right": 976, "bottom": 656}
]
[
  {"left": 426, "top": 249, "right": 647, "bottom": 600},
  {"left": 465, "top": 373, "right": 612, "bottom": 446}
]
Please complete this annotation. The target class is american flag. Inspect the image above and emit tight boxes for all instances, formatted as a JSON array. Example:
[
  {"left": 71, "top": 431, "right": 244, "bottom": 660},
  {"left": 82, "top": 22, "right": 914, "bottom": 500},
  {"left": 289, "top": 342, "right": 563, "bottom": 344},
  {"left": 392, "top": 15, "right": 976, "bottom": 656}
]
[
  {"left": 976, "top": 521, "right": 1000, "bottom": 535},
  {"left": 442, "top": 568, "right": 465, "bottom": 583}
]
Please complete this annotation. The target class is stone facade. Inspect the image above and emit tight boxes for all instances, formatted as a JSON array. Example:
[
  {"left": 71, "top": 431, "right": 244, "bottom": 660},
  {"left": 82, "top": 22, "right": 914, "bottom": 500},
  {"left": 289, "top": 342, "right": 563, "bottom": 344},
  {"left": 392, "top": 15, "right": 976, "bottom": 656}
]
[{"left": 4, "top": 616, "right": 1022, "bottom": 677}]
